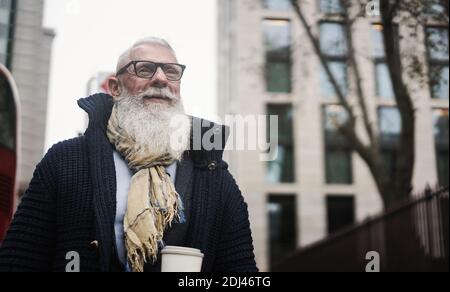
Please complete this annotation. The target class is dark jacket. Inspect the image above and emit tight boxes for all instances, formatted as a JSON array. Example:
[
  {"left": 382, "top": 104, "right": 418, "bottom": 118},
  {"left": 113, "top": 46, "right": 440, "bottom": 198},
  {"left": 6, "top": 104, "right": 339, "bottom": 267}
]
[{"left": 0, "top": 94, "right": 258, "bottom": 272}]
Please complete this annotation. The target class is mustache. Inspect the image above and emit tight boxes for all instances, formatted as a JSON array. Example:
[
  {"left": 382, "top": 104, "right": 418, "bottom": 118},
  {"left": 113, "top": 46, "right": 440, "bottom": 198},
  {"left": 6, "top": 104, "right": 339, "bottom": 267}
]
[{"left": 117, "top": 87, "right": 179, "bottom": 102}]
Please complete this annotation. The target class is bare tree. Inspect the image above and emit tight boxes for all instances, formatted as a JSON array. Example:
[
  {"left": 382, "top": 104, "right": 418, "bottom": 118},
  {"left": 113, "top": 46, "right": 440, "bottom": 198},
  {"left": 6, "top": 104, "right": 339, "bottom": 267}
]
[{"left": 289, "top": 0, "right": 448, "bottom": 208}]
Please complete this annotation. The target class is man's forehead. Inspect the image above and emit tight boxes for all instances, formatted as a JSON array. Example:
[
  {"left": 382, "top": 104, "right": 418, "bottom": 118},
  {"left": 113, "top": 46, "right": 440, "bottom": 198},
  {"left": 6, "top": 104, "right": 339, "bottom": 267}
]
[{"left": 130, "top": 44, "right": 178, "bottom": 63}]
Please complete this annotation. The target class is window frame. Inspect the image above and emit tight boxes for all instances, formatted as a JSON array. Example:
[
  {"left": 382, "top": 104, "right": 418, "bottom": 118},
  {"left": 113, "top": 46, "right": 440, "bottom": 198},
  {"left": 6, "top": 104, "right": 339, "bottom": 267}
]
[
  {"left": 319, "top": 20, "right": 349, "bottom": 100},
  {"left": 432, "top": 108, "right": 449, "bottom": 187},
  {"left": 263, "top": 18, "right": 293, "bottom": 93},
  {"left": 322, "top": 105, "right": 353, "bottom": 185},
  {"left": 266, "top": 103, "right": 296, "bottom": 184},
  {"left": 425, "top": 25, "right": 449, "bottom": 100},
  {"left": 268, "top": 194, "right": 298, "bottom": 271},
  {"left": 326, "top": 195, "right": 356, "bottom": 235}
]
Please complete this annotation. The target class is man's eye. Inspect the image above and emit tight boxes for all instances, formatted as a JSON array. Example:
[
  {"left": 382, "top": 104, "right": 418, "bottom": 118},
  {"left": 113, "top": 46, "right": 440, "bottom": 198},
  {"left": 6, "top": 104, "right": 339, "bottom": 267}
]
[
  {"left": 137, "top": 66, "right": 153, "bottom": 73},
  {"left": 165, "top": 69, "right": 178, "bottom": 75},
  {"left": 165, "top": 66, "right": 180, "bottom": 74}
]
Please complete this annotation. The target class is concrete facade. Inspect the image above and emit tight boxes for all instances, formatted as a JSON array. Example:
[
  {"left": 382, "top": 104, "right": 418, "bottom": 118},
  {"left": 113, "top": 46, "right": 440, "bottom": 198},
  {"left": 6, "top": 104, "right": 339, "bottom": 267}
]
[{"left": 218, "top": 0, "right": 449, "bottom": 271}]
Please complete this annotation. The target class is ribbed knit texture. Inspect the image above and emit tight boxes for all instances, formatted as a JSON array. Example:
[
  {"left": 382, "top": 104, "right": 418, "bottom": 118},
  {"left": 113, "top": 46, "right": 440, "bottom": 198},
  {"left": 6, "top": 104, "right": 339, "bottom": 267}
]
[{"left": 0, "top": 93, "right": 258, "bottom": 272}]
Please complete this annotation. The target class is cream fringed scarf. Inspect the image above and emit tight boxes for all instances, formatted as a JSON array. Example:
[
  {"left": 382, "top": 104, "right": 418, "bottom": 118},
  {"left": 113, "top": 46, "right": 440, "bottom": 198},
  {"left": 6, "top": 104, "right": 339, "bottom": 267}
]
[{"left": 107, "top": 105, "right": 185, "bottom": 272}]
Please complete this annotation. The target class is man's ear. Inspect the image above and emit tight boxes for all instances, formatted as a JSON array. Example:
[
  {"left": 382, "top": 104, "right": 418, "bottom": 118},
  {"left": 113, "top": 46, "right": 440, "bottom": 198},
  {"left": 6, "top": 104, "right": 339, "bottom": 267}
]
[{"left": 108, "top": 77, "right": 122, "bottom": 97}]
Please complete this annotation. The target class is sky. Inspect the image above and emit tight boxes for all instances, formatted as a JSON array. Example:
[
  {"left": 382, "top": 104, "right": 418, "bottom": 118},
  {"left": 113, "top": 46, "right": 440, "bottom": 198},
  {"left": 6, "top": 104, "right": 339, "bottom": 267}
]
[{"left": 43, "top": 0, "right": 218, "bottom": 150}]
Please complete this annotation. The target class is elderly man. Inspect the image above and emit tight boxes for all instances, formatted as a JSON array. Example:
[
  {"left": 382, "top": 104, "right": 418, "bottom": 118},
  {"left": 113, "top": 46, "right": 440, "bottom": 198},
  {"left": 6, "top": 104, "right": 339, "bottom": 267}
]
[{"left": 0, "top": 37, "right": 258, "bottom": 272}]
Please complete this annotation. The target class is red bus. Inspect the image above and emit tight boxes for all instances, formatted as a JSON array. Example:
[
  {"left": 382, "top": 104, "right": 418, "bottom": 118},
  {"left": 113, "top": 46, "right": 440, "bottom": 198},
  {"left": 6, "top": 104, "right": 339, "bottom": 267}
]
[{"left": 0, "top": 63, "right": 20, "bottom": 243}]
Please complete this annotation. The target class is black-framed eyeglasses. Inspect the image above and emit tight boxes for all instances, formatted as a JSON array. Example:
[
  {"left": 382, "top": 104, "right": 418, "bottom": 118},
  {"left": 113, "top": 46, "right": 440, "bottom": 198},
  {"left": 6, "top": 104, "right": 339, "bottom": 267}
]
[{"left": 116, "top": 60, "right": 186, "bottom": 81}]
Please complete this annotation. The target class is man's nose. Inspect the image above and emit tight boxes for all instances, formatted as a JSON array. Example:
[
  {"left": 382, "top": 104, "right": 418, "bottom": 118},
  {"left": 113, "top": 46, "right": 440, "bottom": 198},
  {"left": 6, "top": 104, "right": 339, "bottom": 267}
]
[{"left": 150, "top": 67, "right": 169, "bottom": 88}]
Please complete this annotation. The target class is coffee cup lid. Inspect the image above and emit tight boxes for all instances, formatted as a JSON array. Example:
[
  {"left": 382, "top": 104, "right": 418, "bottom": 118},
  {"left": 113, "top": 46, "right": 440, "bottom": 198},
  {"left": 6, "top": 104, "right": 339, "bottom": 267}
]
[{"left": 161, "top": 246, "right": 204, "bottom": 258}]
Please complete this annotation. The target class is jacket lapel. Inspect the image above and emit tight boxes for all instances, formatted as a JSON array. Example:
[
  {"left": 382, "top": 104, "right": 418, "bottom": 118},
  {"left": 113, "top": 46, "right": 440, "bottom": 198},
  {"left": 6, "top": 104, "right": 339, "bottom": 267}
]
[
  {"left": 78, "top": 94, "right": 117, "bottom": 272},
  {"left": 175, "top": 153, "right": 194, "bottom": 221},
  {"left": 165, "top": 153, "right": 194, "bottom": 243}
]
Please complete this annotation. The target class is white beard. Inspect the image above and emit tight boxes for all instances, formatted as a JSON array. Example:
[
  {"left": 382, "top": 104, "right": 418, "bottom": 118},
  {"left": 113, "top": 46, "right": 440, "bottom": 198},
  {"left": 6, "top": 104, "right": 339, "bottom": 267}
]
[{"left": 114, "top": 87, "right": 191, "bottom": 161}]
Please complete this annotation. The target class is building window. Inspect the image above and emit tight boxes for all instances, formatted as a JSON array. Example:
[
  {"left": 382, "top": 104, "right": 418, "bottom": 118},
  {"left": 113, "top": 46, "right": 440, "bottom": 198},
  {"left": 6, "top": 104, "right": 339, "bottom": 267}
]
[
  {"left": 326, "top": 195, "right": 355, "bottom": 234},
  {"left": 424, "top": 0, "right": 448, "bottom": 20},
  {"left": 266, "top": 104, "right": 295, "bottom": 183},
  {"left": 268, "top": 195, "right": 297, "bottom": 270},
  {"left": 320, "top": 61, "right": 348, "bottom": 99},
  {"left": 326, "top": 149, "right": 352, "bottom": 185},
  {"left": 323, "top": 105, "right": 352, "bottom": 184},
  {"left": 426, "top": 27, "right": 449, "bottom": 100},
  {"left": 371, "top": 24, "right": 385, "bottom": 58},
  {"left": 372, "top": 24, "right": 395, "bottom": 100},
  {"left": 429, "top": 65, "right": 449, "bottom": 100},
  {"left": 320, "top": 22, "right": 349, "bottom": 99},
  {"left": 375, "top": 62, "right": 395, "bottom": 100},
  {"left": 262, "top": 0, "right": 291, "bottom": 11},
  {"left": 427, "top": 28, "right": 448, "bottom": 61},
  {"left": 379, "top": 107, "right": 401, "bottom": 143},
  {"left": 433, "top": 109, "right": 449, "bottom": 187},
  {"left": 263, "top": 19, "right": 292, "bottom": 93},
  {"left": 379, "top": 107, "right": 401, "bottom": 178},
  {"left": 319, "top": 0, "right": 344, "bottom": 15},
  {"left": 320, "top": 22, "right": 348, "bottom": 57},
  {"left": 0, "top": 0, "right": 15, "bottom": 67}
]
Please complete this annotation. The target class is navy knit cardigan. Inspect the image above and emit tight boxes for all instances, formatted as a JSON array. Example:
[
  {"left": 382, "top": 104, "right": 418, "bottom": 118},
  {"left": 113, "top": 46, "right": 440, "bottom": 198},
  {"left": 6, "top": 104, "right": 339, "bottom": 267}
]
[{"left": 0, "top": 94, "right": 258, "bottom": 272}]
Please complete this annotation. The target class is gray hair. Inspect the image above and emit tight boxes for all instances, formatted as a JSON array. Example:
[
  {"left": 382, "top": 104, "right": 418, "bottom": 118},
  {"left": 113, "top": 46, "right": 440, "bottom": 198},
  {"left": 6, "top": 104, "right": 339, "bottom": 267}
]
[{"left": 116, "top": 37, "right": 177, "bottom": 72}]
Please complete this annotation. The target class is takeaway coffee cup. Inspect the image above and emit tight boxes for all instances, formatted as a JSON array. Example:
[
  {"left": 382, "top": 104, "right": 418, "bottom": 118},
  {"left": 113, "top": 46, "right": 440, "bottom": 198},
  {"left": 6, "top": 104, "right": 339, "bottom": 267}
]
[{"left": 161, "top": 246, "right": 204, "bottom": 272}]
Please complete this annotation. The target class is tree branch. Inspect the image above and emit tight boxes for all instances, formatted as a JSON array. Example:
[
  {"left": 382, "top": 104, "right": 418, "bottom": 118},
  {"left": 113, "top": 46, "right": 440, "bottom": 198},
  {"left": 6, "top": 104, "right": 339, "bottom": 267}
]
[
  {"left": 380, "top": 0, "right": 416, "bottom": 199},
  {"left": 290, "top": 0, "right": 378, "bottom": 175},
  {"left": 289, "top": 0, "right": 356, "bottom": 124},
  {"left": 387, "top": 0, "right": 401, "bottom": 21},
  {"left": 342, "top": 2, "right": 378, "bottom": 149}
]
